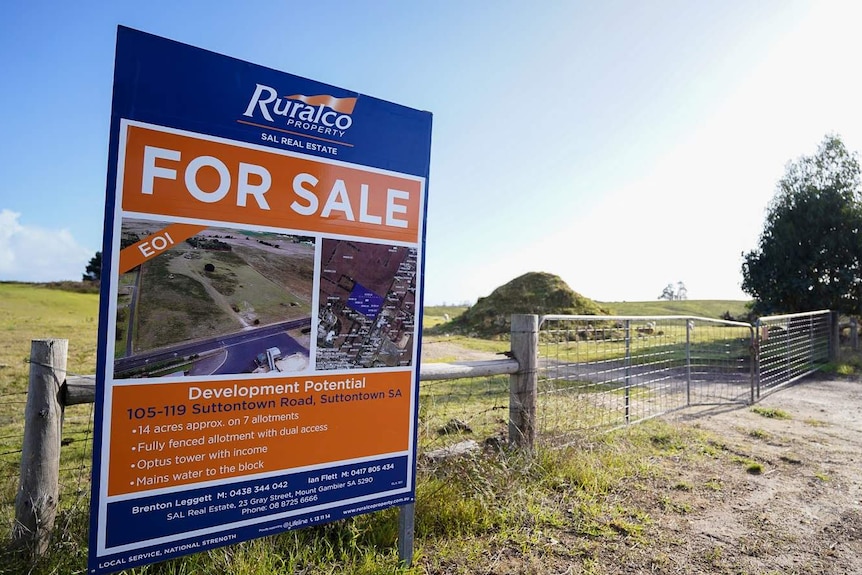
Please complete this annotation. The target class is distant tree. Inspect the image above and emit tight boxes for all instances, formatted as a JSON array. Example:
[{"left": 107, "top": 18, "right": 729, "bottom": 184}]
[
  {"left": 82, "top": 251, "right": 102, "bottom": 282},
  {"left": 658, "top": 281, "right": 688, "bottom": 301},
  {"left": 658, "top": 283, "right": 675, "bottom": 301},
  {"left": 741, "top": 134, "right": 862, "bottom": 315}
]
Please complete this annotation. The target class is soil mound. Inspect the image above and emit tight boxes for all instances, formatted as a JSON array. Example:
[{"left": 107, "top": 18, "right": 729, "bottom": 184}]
[{"left": 432, "top": 272, "right": 607, "bottom": 339}]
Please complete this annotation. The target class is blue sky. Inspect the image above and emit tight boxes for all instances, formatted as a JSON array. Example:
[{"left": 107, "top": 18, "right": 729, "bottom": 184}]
[{"left": 2, "top": 1, "right": 862, "bottom": 304}]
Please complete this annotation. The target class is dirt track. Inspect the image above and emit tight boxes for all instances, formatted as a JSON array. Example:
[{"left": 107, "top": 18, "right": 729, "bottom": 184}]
[
  {"left": 420, "top": 342, "right": 862, "bottom": 573},
  {"left": 421, "top": 341, "right": 862, "bottom": 573},
  {"left": 640, "top": 376, "right": 862, "bottom": 574}
]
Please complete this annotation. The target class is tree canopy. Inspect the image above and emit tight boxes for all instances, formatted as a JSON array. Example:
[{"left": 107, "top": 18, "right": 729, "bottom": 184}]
[
  {"left": 658, "top": 281, "right": 687, "bottom": 301},
  {"left": 83, "top": 251, "right": 102, "bottom": 282},
  {"left": 741, "top": 135, "right": 862, "bottom": 315}
]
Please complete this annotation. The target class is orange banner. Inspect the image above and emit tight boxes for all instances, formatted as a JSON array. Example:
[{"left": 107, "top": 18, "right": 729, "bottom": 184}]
[
  {"left": 117, "top": 223, "right": 208, "bottom": 274},
  {"left": 120, "top": 124, "right": 422, "bottom": 243},
  {"left": 107, "top": 372, "right": 412, "bottom": 496},
  {"left": 285, "top": 94, "right": 357, "bottom": 114}
]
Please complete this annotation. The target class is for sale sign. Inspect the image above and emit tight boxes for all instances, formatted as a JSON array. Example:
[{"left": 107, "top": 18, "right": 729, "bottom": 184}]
[{"left": 88, "top": 27, "right": 431, "bottom": 574}]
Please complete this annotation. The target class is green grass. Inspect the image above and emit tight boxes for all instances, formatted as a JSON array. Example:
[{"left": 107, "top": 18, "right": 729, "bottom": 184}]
[
  {"left": 804, "top": 418, "right": 828, "bottom": 427},
  {"left": 421, "top": 335, "right": 510, "bottom": 358},
  {"left": 0, "top": 285, "right": 817, "bottom": 574},
  {"left": 170, "top": 248, "right": 312, "bottom": 323},
  {"left": 821, "top": 348, "right": 862, "bottom": 375},
  {"left": 135, "top": 254, "right": 239, "bottom": 351},
  {"left": 1, "top": 416, "right": 723, "bottom": 575},
  {"left": 126, "top": 235, "right": 314, "bottom": 355},
  {"left": 419, "top": 375, "right": 509, "bottom": 449},
  {"left": 745, "top": 461, "right": 764, "bottom": 475},
  {"left": 751, "top": 407, "right": 791, "bottom": 420},
  {"left": 535, "top": 322, "right": 753, "bottom": 373},
  {"left": 0, "top": 283, "right": 99, "bottom": 377},
  {"left": 422, "top": 300, "right": 752, "bottom": 335},
  {"left": 0, "top": 282, "right": 99, "bottom": 558},
  {"left": 0, "top": 283, "right": 99, "bottom": 404},
  {"left": 422, "top": 306, "right": 469, "bottom": 330},
  {"left": 580, "top": 332, "right": 747, "bottom": 363},
  {"left": 601, "top": 300, "right": 751, "bottom": 320}
]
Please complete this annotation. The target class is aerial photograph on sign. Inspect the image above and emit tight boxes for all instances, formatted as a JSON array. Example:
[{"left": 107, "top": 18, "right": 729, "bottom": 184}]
[
  {"left": 113, "top": 218, "right": 314, "bottom": 379},
  {"left": 316, "top": 239, "right": 418, "bottom": 369}
]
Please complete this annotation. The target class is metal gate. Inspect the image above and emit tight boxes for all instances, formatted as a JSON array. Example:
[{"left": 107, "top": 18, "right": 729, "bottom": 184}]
[
  {"left": 536, "top": 311, "right": 833, "bottom": 441},
  {"left": 755, "top": 310, "right": 832, "bottom": 399}
]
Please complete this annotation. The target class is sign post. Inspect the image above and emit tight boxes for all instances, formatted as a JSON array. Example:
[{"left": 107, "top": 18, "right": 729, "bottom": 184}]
[{"left": 88, "top": 27, "right": 431, "bottom": 574}]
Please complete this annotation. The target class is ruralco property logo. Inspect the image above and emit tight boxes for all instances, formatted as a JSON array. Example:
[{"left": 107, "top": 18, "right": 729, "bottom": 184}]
[{"left": 242, "top": 83, "right": 357, "bottom": 139}]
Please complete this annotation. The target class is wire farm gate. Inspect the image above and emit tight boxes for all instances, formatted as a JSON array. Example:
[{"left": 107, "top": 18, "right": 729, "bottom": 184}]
[
  {"left": 2, "top": 311, "right": 836, "bottom": 560},
  {"left": 536, "top": 311, "right": 833, "bottom": 443},
  {"left": 755, "top": 312, "right": 833, "bottom": 399}
]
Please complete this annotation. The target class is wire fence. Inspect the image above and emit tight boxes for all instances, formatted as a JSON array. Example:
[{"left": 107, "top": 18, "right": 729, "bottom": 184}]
[
  {"left": 755, "top": 310, "right": 833, "bottom": 398},
  {"left": 0, "top": 396, "right": 27, "bottom": 511},
  {"left": 0, "top": 311, "right": 839, "bottom": 552},
  {"left": 417, "top": 374, "right": 509, "bottom": 452},
  {"left": 0, "top": 396, "right": 95, "bottom": 562},
  {"left": 536, "top": 315, "right": 755, "bottom": 443}
]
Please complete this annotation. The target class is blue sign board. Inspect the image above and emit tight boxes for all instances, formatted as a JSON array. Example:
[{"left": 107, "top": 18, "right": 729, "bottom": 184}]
[{"left": 89, "top": 26, "right": 431, "bottom": 574}]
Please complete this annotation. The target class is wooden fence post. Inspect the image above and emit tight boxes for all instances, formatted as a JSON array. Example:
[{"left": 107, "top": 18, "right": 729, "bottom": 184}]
[
  {"left": 13, "top": 339, "right": 67, "bottom": 556},
  {"left": 830, "top": 311, "right": 840, "bottom": 362},
  {"left": 509, "top": 314, "right": 538, "bottom": 450},
  {"left": 852, "top": 318, "right": 859, "bottom": 352}
]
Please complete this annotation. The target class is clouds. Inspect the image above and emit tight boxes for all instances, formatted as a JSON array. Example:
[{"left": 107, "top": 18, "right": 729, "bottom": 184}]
[{"left": 0, "top": 209, "right": 95, "bottom": 282}]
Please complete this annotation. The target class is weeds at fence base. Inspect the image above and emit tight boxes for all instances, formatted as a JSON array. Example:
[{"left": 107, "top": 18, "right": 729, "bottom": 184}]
[
  {"left": 2, "top": 419, "right": 738, "bottom": 575},
  {"left": 751, "top": 406, "right": 791, "bottom": 419},
  {"left": 1, "top": 498, "right": 90, "bottom": 575},
  {"left": 6, "top": 403, "right": 856, "bottom": 574},
  {"left": 821, "top": 348, "right": 862, "bottom": 376}
]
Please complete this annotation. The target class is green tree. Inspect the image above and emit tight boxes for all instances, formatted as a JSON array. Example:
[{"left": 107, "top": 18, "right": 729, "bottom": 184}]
[
  {"left": 83, "top": 251, "right": 102, "bottom": 282},
  {"left": 658, "top": 283, "right": 675, "bottom": 300},
  {"left": 741, "top": 135, "right": 862, "bottom": 315},
  {"left": 658, "top": 281, "right": 687, "bottom": 300}
]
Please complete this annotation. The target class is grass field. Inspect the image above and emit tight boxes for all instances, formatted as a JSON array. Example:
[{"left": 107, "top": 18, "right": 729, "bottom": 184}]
[
  {"left": 421, "top": 305, "right": 469, "bottom": 329},
  {"left": 601, "top": 299, "right": 751, "bottom": 319},
  {"left": 0, "top": 283, "right": 99, "bottom": 394},
  {"left": 421, "top": 301, "right": 753, "bottom": 364},
  {"left": 0, "top": 282, "right": 99, "bottom": 565},
  {"left": 128, "top": 232, "right": 314, "bottom": 353},
  {"left": 135, "top": 253, "right": 239, "bottom": 350},
  {"left": 421, "top": 300, "right": 751, "bottom": 330},
  {"left": 1, "top": 283, "right": 766, "bottom": 574}
]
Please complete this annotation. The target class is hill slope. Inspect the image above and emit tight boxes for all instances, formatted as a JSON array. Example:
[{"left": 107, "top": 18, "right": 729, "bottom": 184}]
[
  {"left": 604, "top": 299, "right": 751, "bottom": 320},
  {"left": 430, "top": 272, "right": 607, "bottom": 339}
]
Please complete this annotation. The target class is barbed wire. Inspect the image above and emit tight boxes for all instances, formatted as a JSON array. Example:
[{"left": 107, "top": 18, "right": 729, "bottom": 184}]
[{"left": 22, "top": 358, "right": 87, "bottom": 377}]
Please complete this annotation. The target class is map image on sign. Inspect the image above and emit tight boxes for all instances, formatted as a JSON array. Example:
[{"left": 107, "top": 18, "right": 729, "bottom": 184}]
[
  {"left": 112, "top": 218, "right": 315, "bottom": 379},
  {"left": 316, "top": 239, "right": 418, "bottom": 369}
]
